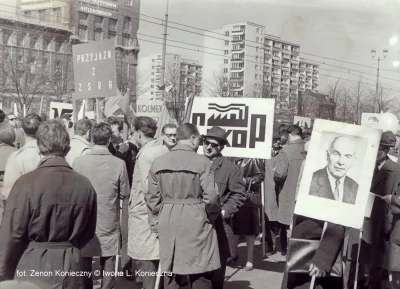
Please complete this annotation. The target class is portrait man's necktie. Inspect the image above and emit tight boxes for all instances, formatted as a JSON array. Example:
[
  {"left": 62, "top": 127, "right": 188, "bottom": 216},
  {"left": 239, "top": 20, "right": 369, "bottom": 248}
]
[{"left": 334, "top": 180, "right": 340, "bottom": 201}]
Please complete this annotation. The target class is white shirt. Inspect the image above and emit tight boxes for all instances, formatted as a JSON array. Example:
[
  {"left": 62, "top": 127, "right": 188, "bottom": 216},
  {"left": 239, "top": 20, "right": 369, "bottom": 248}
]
[
  {"left": 326, "top": 168, "right": 345, "bottom": 202},
  {"left": 377, "top": 159, "right": 386, "bottom": 171}
]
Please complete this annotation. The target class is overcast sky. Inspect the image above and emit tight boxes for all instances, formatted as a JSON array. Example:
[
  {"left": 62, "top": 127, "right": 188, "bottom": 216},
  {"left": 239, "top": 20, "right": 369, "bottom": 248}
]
[{"left": 139, "top": 0, "right": 400, "bottom": 93}]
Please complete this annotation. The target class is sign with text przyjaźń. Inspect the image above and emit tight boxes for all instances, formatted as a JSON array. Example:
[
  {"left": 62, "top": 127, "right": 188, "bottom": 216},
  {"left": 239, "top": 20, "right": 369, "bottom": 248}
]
[
  {"left": 72, "top": 39, "right": 117, "bottom": 99},
  {"left": 136, "top": 98, "right": 164, "bottom": 119}
]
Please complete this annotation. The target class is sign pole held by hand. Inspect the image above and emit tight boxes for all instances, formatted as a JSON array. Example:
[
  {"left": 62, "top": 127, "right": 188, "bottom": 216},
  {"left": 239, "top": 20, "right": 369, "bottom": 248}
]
[
  {"left": 96, "top": 98, "right": 100, "bottom": 123},
  {"left": 72, "top": 94, "right": 78, "bottom": 124}
]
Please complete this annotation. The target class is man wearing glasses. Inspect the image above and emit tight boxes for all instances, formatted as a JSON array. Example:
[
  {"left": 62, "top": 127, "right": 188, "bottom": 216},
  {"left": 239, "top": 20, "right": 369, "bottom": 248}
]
[
  {"left": 7, "top": 114, "right": 24, "bottom": 149},
  {"left": 202, "top": 126, "right": 246, "bottom": 289},
  {"left": 161, "top": 124, "right": 177, "bottom": 151}
]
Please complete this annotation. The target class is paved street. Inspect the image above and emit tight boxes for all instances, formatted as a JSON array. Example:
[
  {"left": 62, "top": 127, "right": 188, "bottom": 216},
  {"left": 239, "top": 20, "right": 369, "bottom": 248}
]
[{"left": 93, "top": 238, "right": 285, "bottom": 289}]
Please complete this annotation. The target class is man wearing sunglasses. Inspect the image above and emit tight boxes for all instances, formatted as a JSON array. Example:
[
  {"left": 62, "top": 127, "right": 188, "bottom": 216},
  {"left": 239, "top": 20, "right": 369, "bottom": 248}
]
[
  {"left": 7, "top": 114, "right": 24, "bottom": 149},
  {"left": 161, "top": 124, "right": 177, "bottom": 151},
  {"left": 202, "top": 126, "right": 246, "bottom": 289}
]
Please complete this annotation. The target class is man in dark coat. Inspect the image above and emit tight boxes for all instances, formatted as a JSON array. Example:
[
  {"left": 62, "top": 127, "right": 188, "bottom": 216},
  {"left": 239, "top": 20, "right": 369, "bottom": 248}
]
[
  {"left": 0, "top": 120, "right": 97, "bottom": 289},
  {"left": 309, "top": 136, "right": 358, "bottom": 204},
  {"left": 273, "top": 125, "right": 305, "bottom": 260},
  {"left": 201, "top": 127, "right": 246, "bottom": 289},
  {"left": 345, "top": 131, "right": 400, "bottom": 289},
  {"left": 107, "top": 116, "right": 138, "bottom": 277}
]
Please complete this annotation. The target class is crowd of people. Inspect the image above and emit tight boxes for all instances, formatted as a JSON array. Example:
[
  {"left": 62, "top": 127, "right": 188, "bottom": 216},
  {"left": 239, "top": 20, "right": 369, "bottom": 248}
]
[{"left": 0, "top": 108, "right": 399, "bottom": 289}]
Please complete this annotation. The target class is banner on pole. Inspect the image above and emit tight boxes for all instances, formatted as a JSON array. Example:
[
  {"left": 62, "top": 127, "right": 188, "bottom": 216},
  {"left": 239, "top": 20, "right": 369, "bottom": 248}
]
[
  {"left": 294, "top": 119, "right": 381, "bottom": 229},
  {"left": 136, "top": 98, "right": 163, "bottom": 119},
  {"left": 189, "top": 97, "right": 275, "bottom": 159},
  {"left": 49, "top": 102, "right": 73, "bottom": 119},
  {"left": 294, "top": 116, "right": 311, "bottom": 129},
  {"left": 72, "top": 39, "right": 117, "bottom": 99}
]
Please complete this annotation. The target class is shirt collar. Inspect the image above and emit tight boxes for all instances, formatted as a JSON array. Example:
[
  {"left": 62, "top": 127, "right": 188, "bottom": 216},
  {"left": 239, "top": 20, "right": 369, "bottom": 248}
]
[{"left": 377, "top": 159, "right": 387, "bottom": 171}]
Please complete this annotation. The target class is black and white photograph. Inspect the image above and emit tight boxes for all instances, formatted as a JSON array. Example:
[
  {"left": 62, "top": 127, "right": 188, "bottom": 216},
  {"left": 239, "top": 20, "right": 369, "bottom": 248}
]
[
  {"left": 295, "top": 119, "right": 381, "bottom": 229},
  {"left": 0, "top": 0, "right": 400, "bottom": 288},
  {"left": 308, "top": 132, "right": 368, "bottom": 205}
]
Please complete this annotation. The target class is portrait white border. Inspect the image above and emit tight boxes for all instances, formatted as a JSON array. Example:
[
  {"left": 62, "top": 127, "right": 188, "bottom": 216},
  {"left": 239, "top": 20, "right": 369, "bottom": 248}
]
[{"left": 294, "top": 119, "right": 382, "bottom": 229}]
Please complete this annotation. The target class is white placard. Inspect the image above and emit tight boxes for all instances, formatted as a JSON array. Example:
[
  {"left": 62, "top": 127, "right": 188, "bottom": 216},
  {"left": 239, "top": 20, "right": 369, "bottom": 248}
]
[
  {"left": 49, "top": 102, "right": 73, "bottom": 119},
  {"left": 294, "top": 116, "right": 311, "bottom": 129},
  {"left": 365, "top": 193, "right": 375, "bottom": 218},
  {"left": 361, "top": 113, "right": 381, "bottom": 129},
  {"left": 294, "top": 119, "right": 382, "bottom": 229},
  {"left": 136, "top": 98, "right": 163, "bottom": 119},
  {"left": 189, "top": 97, "right": 275, "bottom": 159}
]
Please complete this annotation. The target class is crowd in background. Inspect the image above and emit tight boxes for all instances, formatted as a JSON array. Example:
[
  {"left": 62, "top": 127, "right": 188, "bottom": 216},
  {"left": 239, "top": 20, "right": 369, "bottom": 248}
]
[{"left": 0, "top": 109, "right": 399, "bottom": 289}]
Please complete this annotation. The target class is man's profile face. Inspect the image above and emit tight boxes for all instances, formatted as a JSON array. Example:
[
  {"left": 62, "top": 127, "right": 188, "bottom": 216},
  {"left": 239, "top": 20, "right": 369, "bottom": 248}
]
[
  {"left": 326, "top": 137, "right": 356, "bottom": 179},
  {"left": 110, "top": 124, "right": 121, "bottom": 143},
  {"left": 162, "top": 127, "right": 177, "bottom": 147},
  {"left": 7, "top": 115, "right": 16, "bottom": 129}
]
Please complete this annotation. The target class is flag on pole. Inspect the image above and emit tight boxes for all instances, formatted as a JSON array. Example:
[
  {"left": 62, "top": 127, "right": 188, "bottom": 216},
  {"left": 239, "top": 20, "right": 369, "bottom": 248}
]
[
  {"left": 156, "top": 84, "right": 174, "bottom": 92},
  {"left": 165, "top": 84, "right": 174, "bottom": 93},
  {"left": 183, "top": 94, "right": 195, "bottom": 123},
  {"left": 117, "top": 91, "right": 131, "bottom": 127},
  {"left": 154, "top": 103, "right": 178, "bottom": 140},
  {"left": 78, "top": 99, "right": 87, "bottom": 120},
  {"left": 103, "top": 89, "right": 124, "bottom": 117}
]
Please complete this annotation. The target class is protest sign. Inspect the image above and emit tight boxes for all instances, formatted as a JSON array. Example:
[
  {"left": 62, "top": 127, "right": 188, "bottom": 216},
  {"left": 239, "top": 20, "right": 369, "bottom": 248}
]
[
  {"left": 294, "top": 119, "right": 381, "bottom": 229},
  {"left": 49, "top": 102, "right": 73, "bottom": 119},
  {"left": 136, "top": 98, "right": 163, "bottom": 119},
  {"left": 189, "top": 97, "right": 275, "bottom": 159},
  {"left": 294, "top": 116, "right": 311, "bottom": 129},
  {"left": 72, "top": 39, "right": 117, "bottom": 99}
]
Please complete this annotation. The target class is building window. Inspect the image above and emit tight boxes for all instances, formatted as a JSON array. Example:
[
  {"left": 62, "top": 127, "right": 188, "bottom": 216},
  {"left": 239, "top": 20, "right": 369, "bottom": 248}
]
[
  {"left": 256, "top": 37, "right": 259, "bottom": 43},
  {"left": 123, "top": 17, "right": 131, "bottom": 33},
  {"left": 38, "top": 10, "right": 46, "bottom": 21},
  {"left": 43, "top": 37, "right": 51, "bottom": 50},
  {"left": 224, "top": 68, "right": 228, "bottom": 73},
  {"left": 224, "top": 50, "right": 228, "bottom": 55},
  {"left": 151, "top": 78, "right": 154, "bottom": 82},
  {"left": 225, "top": 40, "right": 229, "bottom": 46},
  {"left": 123, "top": 36, "right": 130, "bottom": 47},
  {"left": 254, "top": 84, "right": 257, "bottom": 89},
  {"left": 255, "top": 65, "right": 258, "bottom": 71},
  {"left": 94, "top": 16, "right": 103, "bottom": 29},
  {"left": 224, "top": 59, "right": 228, "bottom": 64},
  {"left": 108, "top": 33, "right": 116, "bottom": 42},
  {"left": 125, "top": 0, "right": 133, "bottom": 5},
  {"left": 53, "top": 8, "right": 61, "bottom": 22},
  {"left": 152, "top": 59, "right": 155, "bottom": 62},
  {"left": 109, "top": 19, "right": 117, "bottom": 31},
  {"left": 255, "top": 74, "right": 258, "bottom": 80},
  {"left": 24, "top": 11, "right": 31, "bottom": 19},
  {"left": 94, "top": 30, "right": 103, "bottom": 41},
  {"left": 78, "top": 27, "right": 88, "bottom": 40},
  {"left": 225, "top": 31, "right": 229, "bottom": 36},
  {"left": 256, "top": 56, "right": 259, "bottom": 61},
  {"left": 256, "top": 28, "right": 259, "bottom": 33}
]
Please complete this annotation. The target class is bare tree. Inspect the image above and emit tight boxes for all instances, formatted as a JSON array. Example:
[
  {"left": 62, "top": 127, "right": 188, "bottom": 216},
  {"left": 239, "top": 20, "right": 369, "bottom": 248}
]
[
  {"left": 350, "top": 77, "right": 369, "bottom": 124},
  {"left": 205, "top": 70, "right": 235, "bottom": 98},
  {"left": 46, "top": 52, "right": 74, "bottom": 102},
  {"left": 325, "top": 79, "right": 346, "bottom": 121},
  {"left": 135, "top": 71, "right": 151, "bottom": 98}
]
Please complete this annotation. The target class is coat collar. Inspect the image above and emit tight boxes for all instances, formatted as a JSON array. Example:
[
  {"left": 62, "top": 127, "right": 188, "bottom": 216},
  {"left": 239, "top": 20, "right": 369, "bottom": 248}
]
[
  {"left": 171, "top": 143, "right": 195, "bottom": 153},
  {"left": 88, "top": 145, "right": 111, "bottom": 155},
  {"left": 71, "top": 135, "right": 91, "bottom": 147},
  {"left": 38, "top": 156, "right": 72, "bottom": 170},
  {"left": 372, "top": 157, "right": 394, "bottom": 189},
  {"left": 288, "top": 139, "right": 305, "bottom": 145},
  {"left": 137, "top": 139, "right": 161, "bottom": 158}
]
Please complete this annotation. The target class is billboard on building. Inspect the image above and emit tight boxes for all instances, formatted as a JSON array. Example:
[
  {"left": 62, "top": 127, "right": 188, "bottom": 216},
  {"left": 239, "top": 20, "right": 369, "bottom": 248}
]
[
  {"left": 136, "top": 98, "right": 163, "bottom": 120},
  {"left": 20, "top": 0, "right": 65, "bottom": 11}
]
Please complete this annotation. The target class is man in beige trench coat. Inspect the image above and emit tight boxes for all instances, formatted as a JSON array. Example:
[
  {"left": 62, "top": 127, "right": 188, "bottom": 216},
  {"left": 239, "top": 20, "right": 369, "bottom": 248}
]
[
  {"left": 128, "top": 116, "right": 169, "bottom": 289},
  {"left": 146, "top": 123, "right": 221, "bottom": 289}
]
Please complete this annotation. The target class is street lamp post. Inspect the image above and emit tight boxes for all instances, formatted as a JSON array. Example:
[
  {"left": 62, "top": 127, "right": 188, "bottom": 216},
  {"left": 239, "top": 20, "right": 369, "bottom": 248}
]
[{"left": 371, "top": 48, "right": 388, "bottom": 113}]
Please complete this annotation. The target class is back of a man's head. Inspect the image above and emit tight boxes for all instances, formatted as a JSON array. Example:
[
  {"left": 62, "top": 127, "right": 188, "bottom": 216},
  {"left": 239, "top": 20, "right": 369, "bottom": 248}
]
[
  {"left": 0, "top": 109, "right": 5, "bottom": 123},
  {"left": 176, "top": 123, "right": 199, "bottom": 141},
  {"left": 74, "top": 119, "right": 92, "bottom": 136},
  {"left": 23, "top": 113, "right": 43, "bottom": 138},
  {"left": 133, "top": 116, "right": 157, "bottom": 138},
  {"left": 0, "top": 280, "right": 41, "bottom": 289},
  {"left": 107, "top": 116, "right": 123, "bottom": 131},
  {"left": 37, "top": 119, "right": 70, "bottom": 157},
  {"left": 92, "top": 122, "right": 113, "bottom": 145},
  {"left": 287, "top": 124, "right": 302, "bottom": 138},
  {"left": 280, "top": 132, "right": 289, "bottom": 146}
]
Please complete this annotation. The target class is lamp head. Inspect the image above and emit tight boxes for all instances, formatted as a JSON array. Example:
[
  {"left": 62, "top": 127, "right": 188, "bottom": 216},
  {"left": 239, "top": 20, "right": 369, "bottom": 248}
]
[
  {"left": 383, "top": 48, "right": 388, "bottom": 59},
  {"left": 371, "top": 49, "right": 376, "bottom": 59}
]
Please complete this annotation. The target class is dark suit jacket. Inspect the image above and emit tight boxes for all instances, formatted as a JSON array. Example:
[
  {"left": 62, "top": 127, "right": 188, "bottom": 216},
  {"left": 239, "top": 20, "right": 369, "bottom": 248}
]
[{"left": 309, "top": 168, "right": 358, "bottom": 205}]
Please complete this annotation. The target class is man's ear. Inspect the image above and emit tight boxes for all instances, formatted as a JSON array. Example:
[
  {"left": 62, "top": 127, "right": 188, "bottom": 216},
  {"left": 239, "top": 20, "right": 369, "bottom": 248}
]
[{"left": 220, "top": 145, "right": 225, "bottom": 151}]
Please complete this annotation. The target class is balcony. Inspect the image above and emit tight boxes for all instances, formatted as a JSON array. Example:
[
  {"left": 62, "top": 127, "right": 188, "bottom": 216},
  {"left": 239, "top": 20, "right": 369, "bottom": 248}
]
[
  {"left": 282, "top": 46, "right": 291, "bottom": 51},
  {"left": 273, "top": 64, "right": 281, "bottom": 69},
  {"left": 291, "top": 58, "right": 299, "bottom": 63},
  {"left": 273, "top": 54, "right": 281, "bottom": 60},
  {"left": 282, "top": 74, "right": 290, "bottom": 79},
  {"left": 290, "top": 76, "right": 298, "bottom": 81},
  {"left": 291, "top": 66, "right": 299, "bottom": 71},
  {"left": 230, "top": 76, "right": 244, "bottom": 81},
  {"left": 232, "top": 38, "right": 244, "bottom": 43},
  {"left": 281, "top": 83, "right": 289, "bottom": 88},
  {"left": 281, "top": 66, "right": 290, "bottom": 71},
  {"left": 282, "top": 54, "right": 290, "bottom": 60},
  {"left": 290, "top": 83, "right": 298, "bottom": 88},
  {"left": 231, "top": 67, "right": 244, "bottom": 71}
]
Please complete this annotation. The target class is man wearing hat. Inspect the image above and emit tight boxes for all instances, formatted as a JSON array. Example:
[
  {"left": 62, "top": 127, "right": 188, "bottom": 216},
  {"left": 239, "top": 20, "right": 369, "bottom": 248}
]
[
  {"left": 202, "top": 126, "right": 246, "bottom": 289},
  {"left": 345, "top": 131, "right": 400, "bottom": 289}
]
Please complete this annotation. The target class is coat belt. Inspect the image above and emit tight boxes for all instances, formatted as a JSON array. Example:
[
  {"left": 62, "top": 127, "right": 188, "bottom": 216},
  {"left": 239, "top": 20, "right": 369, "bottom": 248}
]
[
  {"left": 163, "top": 198, "right": 202, "bottom": 205},
  {"left": 28, "top": 241, "right": 74, "bottom": 249}
]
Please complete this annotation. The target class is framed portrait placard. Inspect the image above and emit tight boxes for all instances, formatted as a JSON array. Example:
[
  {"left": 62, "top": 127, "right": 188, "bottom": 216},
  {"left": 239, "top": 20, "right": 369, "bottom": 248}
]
[{"left": 294, "top": 119, "right": 382, "bottom": 229}]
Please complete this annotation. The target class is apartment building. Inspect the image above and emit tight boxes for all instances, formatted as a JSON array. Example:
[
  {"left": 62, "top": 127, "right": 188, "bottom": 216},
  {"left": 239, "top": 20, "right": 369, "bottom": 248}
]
[
  {"left": 299, "top": 60, "right": 320, "bottom": 92},
  {"left": 203, "top": 21, "right": 320, "bottom": 122},
  {"left": 138, "top": 53, "right": 202, "bottom": 99}
]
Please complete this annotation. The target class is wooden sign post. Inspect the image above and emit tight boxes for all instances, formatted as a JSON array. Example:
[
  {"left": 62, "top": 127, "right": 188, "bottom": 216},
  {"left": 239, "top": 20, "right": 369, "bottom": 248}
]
[{"left": 72, "top": 39, "right": 118, "bottom": 124}]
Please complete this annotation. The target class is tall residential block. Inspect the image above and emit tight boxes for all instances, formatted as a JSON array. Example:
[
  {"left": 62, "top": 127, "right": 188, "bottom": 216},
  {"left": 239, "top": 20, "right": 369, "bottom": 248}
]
[
  {"left": 138, "top": 53, "right": 202, "bottom": 99},
  {"left": 203, "top": 21, "right": 319, "bottom": 123}
]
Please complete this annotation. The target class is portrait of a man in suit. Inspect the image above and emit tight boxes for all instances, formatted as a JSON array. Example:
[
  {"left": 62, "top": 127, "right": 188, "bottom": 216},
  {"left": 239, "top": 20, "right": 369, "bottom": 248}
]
[{"left": 309, "top": 135, "right": 359, "bottom": 204}]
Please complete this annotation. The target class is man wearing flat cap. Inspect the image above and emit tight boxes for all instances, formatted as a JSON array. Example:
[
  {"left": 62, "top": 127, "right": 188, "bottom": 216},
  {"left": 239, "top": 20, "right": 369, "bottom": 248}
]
[
  {"left": 345, "top": 131, "right": 400, "bottom": 289},
  {"left": 202, "top": 126, "right": 246, "bottom": 289}
]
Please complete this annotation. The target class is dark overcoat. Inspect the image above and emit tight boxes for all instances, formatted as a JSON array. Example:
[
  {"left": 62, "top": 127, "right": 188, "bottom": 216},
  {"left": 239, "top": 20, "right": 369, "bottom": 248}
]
[
  {"left": 0, "top": 157, "right": 97, "bottom": 289},
  {"left": 274, "top": 139, "right": 305, "bottom": 225}
]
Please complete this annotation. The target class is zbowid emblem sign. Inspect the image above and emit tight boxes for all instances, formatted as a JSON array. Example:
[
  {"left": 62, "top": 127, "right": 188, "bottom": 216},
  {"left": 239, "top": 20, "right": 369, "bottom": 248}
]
[
  {"left": 72, "top": 39, "right": 117, "bottom": 99},
  {"left": 189, "top": 97, "right": 275, "bottom": 159}
]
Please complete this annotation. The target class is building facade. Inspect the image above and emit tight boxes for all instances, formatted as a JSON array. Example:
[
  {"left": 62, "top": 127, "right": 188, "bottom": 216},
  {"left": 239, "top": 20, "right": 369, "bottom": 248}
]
[
  {"left": 3, "top": 0, "right": 140, "bottom": 114},
  {"left": 203, "top": 21, "right": 320, "bottom": 123},
  {"left": 138, "top": 53, "right": 202, "bottom": 99}
]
